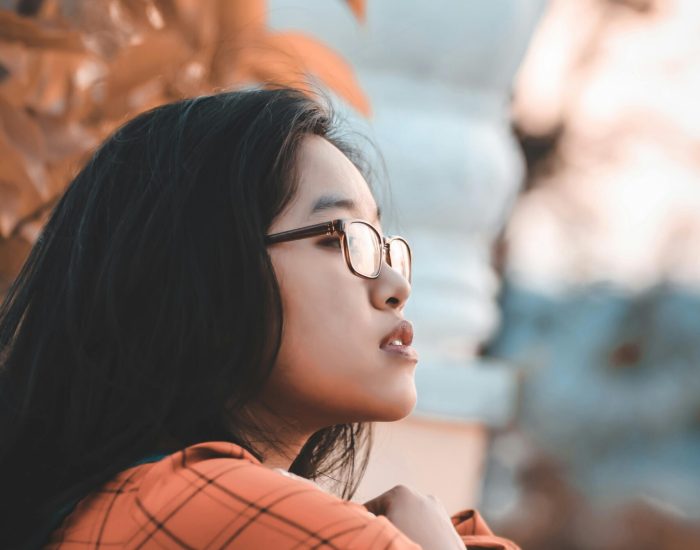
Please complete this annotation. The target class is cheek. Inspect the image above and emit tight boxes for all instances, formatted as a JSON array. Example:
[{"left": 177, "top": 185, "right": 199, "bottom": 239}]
[
  {"left": 270, "top": 325, "right": 416, "bottom": 425},
  {"left": 280, "top": 272, "right": 373, "bottom": 383},
  {"left": 265, "top": 252, "right": 416, "bottom": 424},
  {"left": 274, "top": 244, "right": 368, "bottom": 357},
  {"left": 280, "top": 256, "right": 360, "bottom": 351}
]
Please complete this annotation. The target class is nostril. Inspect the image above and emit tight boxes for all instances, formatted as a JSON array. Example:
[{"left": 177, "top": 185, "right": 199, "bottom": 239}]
[{"left": 386, "top": 297, "right": 400, "bottom": 306}]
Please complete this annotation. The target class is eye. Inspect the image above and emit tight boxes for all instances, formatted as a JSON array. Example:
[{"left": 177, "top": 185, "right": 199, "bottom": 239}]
[{"left": 318, "top": 237, "right": 341, "bottom": 249}]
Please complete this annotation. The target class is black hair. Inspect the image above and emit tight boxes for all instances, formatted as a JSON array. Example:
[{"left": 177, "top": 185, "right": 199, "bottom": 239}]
[{"left": 0, "top": 88, "right": 372, "bottom": 547}]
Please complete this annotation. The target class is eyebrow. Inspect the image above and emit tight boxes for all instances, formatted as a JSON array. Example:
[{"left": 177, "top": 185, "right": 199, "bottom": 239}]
[{"left": 310, "top": 195, "right": 382, "bottom": 223}]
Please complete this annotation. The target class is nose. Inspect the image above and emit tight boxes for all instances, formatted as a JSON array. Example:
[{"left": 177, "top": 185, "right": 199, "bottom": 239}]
[{"left": 371, "top": 258, "right": 411, "bottom": 310}]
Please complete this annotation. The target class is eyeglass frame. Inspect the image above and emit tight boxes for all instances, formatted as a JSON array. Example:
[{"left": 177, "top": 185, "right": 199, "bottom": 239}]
[{"left": 264, "top": 218, "right": 412, "bottom": 283}]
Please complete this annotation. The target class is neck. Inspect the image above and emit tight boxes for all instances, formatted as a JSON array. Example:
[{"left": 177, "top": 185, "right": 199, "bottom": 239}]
[
  {"left": 256, "top": 441, "right": 304, "bottom": 471},
  {"left": 240, "top": 403, "right": 314, "bottom": 471}
]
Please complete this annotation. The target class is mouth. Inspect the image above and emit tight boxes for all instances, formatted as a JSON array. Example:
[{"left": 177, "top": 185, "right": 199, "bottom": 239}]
[{"left": 380, "top": 320, "right": 419, "bottom": 362}]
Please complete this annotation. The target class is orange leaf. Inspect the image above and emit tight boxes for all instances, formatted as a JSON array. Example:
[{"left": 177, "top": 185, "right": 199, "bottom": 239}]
[
  {"left": 0, "top": 135, "right": 44, "bottom": 238},
  {"left": 117, "top": 0, "right": 179, "bottom": 31},
  {"left": 225, "top": 32, "right": 302, "bottom": 83},
  {"left": 103, "top": 30, "right": 191, "bottom": 105},
  {"left": 344, "top": 0, "right": 366, "bottom": 23},
  {"left": 0, "top": 94, "right": 46, "bottom": 159},
  {"left": 0, "top": 10, "right": 84, "bottom": 52},
  {"left": 216, "top": 0, "right": 266, "bottom": 36},
  {"left": 0, "top": 232, "right": 32, "bottom": 292},
  {"left": 34, "top": 114, "right": 97, "bottom": 197},
  {"left": 0, "top": 181, "right": 22, "bottom": 239},
  {"left": 209, "top": 0, "right": 267, "bottom": 85},
  {"left": 18, "top": 214, "right": 50, "bottom": 245},
  {"left": 22, "top": 50, "right": 88, "bottom": 118},
  {"left": 41, "top": 113, "right": 97, "bottom": 192},
  {"left": 0, "top": 94, "right": 52, "bottom": 201},
  {"left": 0, "top": 43, "right": 32, "bottom": 108},
  {"left": 165, "top": 0, "right": 218, "bottom": 51},
  {"left": 261, "top": 32, "right": 370, "bottom": 116}
]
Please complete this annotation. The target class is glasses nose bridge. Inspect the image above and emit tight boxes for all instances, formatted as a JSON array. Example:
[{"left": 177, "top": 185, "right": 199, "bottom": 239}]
[
  {"left": 380, "top": 239, "right": 391, "bottom": 263},
  {"left": 380, "top": 238, "right": 403, "bottom": 273}
]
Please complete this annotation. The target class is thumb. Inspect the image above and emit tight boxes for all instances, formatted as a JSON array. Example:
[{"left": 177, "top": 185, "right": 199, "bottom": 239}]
[{"left": 362, "top": 492, "right": 391, "bottom": 516}]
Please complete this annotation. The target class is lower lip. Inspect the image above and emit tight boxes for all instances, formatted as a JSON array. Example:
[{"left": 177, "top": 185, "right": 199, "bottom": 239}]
[{"left": 380, "top": 344, "right": 419, "bottom": 362}]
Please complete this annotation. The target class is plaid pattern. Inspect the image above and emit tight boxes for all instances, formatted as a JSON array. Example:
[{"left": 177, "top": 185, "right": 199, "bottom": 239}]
[{"left": 46, "top": 441, "right": 519, "bottom": 549}]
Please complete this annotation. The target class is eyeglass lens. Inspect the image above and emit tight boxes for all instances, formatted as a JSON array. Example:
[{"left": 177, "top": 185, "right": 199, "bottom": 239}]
[
  {"left": 347, "top": 222, "right": 381, "bottom": 277},
  {"left": 346, "top": 222, "right": 410, "bottom": 281},
  {"left": 388, "top": 238, "right": 411, "bottom": 282}
]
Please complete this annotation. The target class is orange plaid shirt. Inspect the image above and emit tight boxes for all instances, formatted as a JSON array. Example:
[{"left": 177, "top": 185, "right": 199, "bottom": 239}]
[{"left": 46, "top": 441, "right": 519, "bottom": 549}]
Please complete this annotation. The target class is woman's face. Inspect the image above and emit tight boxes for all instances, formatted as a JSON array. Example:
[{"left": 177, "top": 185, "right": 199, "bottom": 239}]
[{"left": 262, "top": 135, "right": 417, "bottom": 431}]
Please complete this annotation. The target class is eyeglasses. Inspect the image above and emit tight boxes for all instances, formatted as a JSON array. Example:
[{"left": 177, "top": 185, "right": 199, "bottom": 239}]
[{"left": 265, "top": 219, "right": 412, "bottom": 283}]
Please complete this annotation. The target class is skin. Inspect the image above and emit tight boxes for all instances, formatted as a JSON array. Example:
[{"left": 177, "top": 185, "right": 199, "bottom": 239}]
[
  {"left": 249, "top": 135, "right": 418, "bottom": 470},
  {"left": 245, "top": 136, "right": 465, "bottom": 549}
]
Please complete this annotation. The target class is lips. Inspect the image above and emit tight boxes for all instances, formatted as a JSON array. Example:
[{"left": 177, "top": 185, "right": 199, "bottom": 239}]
[
  {"left": 380, "top": 320, "right": 418, "bottom": 362},
  {"left": 380, "top": 320, "right": 414, "bottom": 347}
]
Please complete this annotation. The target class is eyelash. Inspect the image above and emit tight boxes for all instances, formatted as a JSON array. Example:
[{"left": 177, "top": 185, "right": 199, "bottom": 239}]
[{"left": 319, "top": 238, "right": 341, "bottom": 249}]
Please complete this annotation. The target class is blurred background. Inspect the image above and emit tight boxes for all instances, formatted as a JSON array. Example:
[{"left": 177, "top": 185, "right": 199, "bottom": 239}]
[{"left": 2, "top": 0, "right": 700, "bottom": 548}]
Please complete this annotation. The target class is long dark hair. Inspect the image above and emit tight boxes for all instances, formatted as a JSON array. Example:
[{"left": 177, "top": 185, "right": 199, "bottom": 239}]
[{"left": 0, "top": 88, "right": 372, "bottom": 546}]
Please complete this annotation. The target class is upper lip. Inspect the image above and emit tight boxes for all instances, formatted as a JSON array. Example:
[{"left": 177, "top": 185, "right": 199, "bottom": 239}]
[{"left": 380, "top": 320, "right": 414, "bottom": 347}]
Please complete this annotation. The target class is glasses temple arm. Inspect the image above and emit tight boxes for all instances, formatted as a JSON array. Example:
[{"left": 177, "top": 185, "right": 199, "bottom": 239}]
[{"left": 265, "top": 221, "right": 338, "bottom": 245}]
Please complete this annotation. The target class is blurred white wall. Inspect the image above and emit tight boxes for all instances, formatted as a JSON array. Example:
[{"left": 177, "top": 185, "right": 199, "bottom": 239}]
[
  {"left": 269, "top": 0, "right": 546, "bottom": 364},
  {"left": 269, "top": 0, "right": 545, "bottom": 510}
]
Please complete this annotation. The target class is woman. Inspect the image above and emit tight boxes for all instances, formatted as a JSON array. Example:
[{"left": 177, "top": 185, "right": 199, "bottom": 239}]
[{"left": 0, "top": 88, "right": 518, "bottom": 549}]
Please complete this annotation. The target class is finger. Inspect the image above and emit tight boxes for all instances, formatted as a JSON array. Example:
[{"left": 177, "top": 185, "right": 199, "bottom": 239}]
[{"left": 362, "top": 493, "right": 390, "bottom": 515}]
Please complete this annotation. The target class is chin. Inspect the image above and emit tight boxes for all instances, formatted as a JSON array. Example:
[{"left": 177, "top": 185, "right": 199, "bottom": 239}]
[{"left": 368, "top": 390, "right": 417, "bottom": 423}]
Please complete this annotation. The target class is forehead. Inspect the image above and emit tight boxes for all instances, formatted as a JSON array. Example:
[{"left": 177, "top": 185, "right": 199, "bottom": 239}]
[{"left": 291, "top": 135, "right": 379, "bottom": 224}]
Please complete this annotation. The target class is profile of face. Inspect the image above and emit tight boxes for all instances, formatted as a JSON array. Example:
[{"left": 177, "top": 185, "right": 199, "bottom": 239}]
[{"left": 261, "top": 135, "right": 417, "bottom": 432}]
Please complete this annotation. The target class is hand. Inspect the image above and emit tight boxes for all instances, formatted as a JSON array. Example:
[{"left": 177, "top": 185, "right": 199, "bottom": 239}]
[{"left": 363, "top": 485, "right": 465, "bottom": 550}]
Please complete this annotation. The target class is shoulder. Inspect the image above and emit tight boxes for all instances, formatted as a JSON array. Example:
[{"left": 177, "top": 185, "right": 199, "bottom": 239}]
[{"left": 50, "top": 441, "right": 420, "bottom": 549}]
